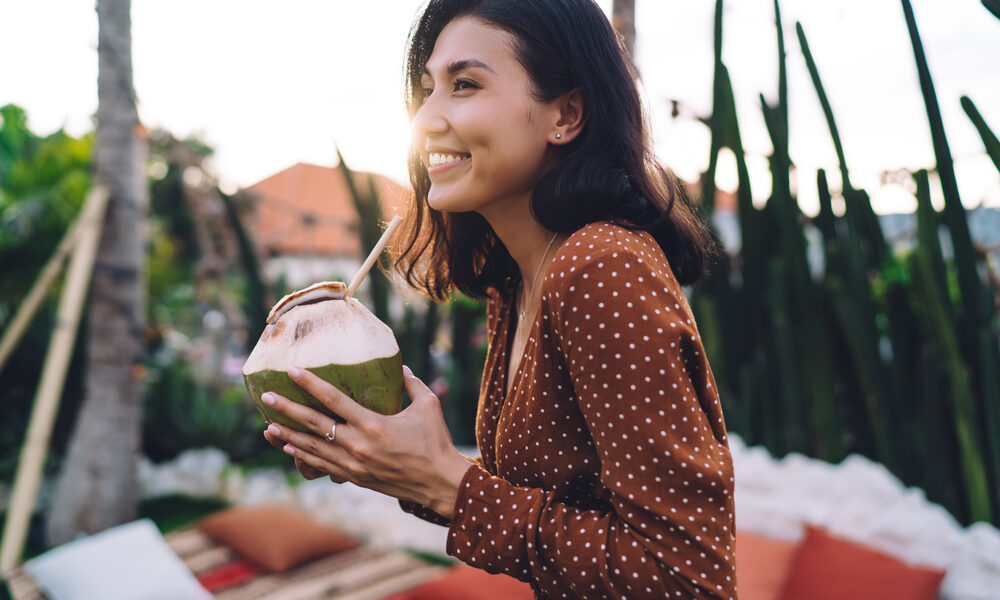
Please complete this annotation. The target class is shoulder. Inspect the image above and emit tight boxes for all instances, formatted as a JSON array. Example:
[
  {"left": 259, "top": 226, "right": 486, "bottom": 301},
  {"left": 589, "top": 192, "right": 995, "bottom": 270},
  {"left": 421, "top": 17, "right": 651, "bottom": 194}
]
[
  {"left": 545, "top": 220, "right": 678, "bottom": 291},
  {"left": 540, "top": 220, "right": 697, "bottom": 347},
  {"left": 559, "top": 221, "right": 662, "bottom": 262}
]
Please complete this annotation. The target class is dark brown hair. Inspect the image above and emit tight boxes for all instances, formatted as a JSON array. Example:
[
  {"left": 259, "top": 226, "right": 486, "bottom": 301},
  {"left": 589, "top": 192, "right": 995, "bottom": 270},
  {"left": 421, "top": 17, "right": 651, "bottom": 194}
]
[{"left": 392, "top": 0, "right": 717, "bottom": 301}]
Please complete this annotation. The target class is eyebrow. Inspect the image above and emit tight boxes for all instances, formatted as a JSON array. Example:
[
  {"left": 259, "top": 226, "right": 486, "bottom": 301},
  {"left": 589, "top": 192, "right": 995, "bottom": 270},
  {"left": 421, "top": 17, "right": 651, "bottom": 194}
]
[{"left": 423, "top": 58, "right": 496, "bottom": 77}]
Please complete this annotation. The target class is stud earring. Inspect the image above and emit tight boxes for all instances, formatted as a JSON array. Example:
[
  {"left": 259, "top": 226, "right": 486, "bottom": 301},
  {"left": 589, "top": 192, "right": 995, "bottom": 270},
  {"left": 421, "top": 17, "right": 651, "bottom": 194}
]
[{"left": 555, "top": 133, "right": 562, "bottom": 140}]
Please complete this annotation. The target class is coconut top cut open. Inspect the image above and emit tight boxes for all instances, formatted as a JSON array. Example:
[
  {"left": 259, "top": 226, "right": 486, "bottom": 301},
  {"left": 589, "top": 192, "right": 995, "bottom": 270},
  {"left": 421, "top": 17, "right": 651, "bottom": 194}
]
[
  {"left": 243, "top": 281, "right": 399, "bottom": 374},
  {"left": 266, "top": 281, "right": 347, "bottom": 323}
]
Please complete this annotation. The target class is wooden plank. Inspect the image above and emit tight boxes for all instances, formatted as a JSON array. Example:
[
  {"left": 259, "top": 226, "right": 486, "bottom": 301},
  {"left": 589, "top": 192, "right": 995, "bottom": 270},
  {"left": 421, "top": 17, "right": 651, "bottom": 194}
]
[
  {"left": 328, "top": 563, "right": 446, "bottom": 600},
  {"left": 5, "top": 568, "right": 46, "bottom": 600}
]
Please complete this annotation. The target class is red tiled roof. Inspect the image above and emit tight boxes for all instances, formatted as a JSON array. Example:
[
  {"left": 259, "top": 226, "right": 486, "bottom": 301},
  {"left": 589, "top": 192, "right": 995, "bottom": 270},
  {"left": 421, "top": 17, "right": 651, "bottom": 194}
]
[{"left": 245, "top": 162, "right": 408, "bottom": 256}]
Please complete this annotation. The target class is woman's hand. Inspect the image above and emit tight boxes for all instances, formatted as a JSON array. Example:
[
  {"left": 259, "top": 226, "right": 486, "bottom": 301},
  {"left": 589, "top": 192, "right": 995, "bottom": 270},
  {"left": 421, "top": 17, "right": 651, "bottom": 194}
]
[
  {"left": 262, "top": 429, "right": 325, "bottom": 480},
  {"left": 260, "top": 365, "right": 472, "bottom": 519}
]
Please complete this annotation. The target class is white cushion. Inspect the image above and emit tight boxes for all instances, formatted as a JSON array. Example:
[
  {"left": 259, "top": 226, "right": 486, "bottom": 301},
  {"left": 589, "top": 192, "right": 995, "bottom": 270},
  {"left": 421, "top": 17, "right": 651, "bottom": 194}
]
[{"left": 23, "top": 519, "right": 211, "bottom": 600}]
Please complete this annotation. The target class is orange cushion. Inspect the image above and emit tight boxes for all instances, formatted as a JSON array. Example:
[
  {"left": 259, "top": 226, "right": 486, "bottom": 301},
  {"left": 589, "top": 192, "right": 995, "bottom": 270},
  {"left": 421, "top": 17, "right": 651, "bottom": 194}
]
[
  {"left": 777, "top": 526, "right": 946, "bottom": 600},
  {"left": 384, "top": 564, "right": 534, "bottom": 600},
  {"left": 198, "top": 505, "right": 359, "bottom": 572},
  {"left": 735, "top": 530, "right": 800, "bottom": 600}
]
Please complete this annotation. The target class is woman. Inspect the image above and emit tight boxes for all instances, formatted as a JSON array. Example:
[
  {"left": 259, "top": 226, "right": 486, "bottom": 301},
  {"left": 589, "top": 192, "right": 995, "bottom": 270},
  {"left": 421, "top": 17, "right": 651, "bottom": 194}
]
[{"left": 261, "top": 1, "right": 737, "bottom": 598}]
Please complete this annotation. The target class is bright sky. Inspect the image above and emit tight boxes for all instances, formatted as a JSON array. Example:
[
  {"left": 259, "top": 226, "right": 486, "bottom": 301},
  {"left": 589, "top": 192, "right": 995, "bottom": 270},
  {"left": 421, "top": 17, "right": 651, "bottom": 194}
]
[{"left": 2, "top": 0, "right": 998, "bottom": 215}]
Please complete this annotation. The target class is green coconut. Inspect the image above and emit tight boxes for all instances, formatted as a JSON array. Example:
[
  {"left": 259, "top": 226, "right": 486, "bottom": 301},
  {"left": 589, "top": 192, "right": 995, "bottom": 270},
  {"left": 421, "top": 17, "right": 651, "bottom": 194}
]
[{"left": 242, "top": 281, "right": 403, "bottom": 431}]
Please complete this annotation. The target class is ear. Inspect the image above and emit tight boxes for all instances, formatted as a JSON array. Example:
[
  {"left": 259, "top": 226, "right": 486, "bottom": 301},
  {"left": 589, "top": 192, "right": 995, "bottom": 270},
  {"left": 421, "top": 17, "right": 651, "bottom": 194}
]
[{"left": 549, "top": 88, "right": 585, "bottom": 145}]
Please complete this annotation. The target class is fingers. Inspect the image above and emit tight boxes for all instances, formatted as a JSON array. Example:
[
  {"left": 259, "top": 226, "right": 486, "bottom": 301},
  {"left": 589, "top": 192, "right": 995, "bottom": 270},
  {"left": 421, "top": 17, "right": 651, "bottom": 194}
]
[
  {"left": 264, "top": 428, "right": 343, "bottom": 483},
  {"left": 265, "top": 428, "right": 326, "bottom": 480},
  {"left": 262, "top": 377, "right": 373, "bottom": 487},
  {"left": 266, "top": 422, "right": 352, "bottom": 459},
  {"left": 263, "top": 428, "right": 284, "bottom": 451},
  {"left": 270, "top": 420, "right": 354, "bottom": 478},
  {"left": 283, "top": 444, "right": 352, "bottom": 484},
  {"left": 295, "top": 458, "right": 326, "bottom": 480},
  {"left": 286, "top": 366, "right": 373, "bottom": 424},
  {"left": 261, "top": 390, "right": 341, "bottom": 439},
  {"left": 401, "top": 365, "right": 434, "bottom": 403}
]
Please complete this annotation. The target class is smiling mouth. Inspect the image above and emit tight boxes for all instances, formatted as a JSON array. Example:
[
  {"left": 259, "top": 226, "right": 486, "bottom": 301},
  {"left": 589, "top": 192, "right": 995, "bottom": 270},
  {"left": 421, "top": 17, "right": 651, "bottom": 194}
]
[{"left": 428, "top": 152, "right": 471, "bottom": 168}]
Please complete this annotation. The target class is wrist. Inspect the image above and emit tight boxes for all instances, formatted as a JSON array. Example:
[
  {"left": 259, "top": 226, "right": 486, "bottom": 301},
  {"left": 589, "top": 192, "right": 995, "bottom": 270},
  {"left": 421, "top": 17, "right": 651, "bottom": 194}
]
[{"left": 428, "top": 450, "right": 473, "bottom": 519}]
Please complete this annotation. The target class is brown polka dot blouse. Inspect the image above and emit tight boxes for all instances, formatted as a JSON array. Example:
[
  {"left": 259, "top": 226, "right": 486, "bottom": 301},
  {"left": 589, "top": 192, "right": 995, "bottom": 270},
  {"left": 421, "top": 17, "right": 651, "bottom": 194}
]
[{"left": 403, "top": 221, "right": 737, "bottom": 599}]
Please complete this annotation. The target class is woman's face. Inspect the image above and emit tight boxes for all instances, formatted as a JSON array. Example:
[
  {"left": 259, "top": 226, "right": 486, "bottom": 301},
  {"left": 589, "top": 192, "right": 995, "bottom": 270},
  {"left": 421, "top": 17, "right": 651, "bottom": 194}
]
[{"left": 413, "top": 17, "right": 558, "bottom": 215}]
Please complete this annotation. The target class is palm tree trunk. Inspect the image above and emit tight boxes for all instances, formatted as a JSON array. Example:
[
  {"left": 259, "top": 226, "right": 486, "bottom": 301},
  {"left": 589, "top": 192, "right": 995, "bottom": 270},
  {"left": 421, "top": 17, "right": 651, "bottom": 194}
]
[
  {"left": 46, "top": 0, "right": 147, "bottom": 546},
  {"left": 612, "top": 0, "right": 636, "bottom": 60}
]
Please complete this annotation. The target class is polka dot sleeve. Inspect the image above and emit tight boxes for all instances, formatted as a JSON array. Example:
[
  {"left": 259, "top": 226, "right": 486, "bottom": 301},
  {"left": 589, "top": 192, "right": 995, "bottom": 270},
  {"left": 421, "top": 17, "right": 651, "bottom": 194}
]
[{"left": 445, "top": 229, "right": 737, "bottom": 599}]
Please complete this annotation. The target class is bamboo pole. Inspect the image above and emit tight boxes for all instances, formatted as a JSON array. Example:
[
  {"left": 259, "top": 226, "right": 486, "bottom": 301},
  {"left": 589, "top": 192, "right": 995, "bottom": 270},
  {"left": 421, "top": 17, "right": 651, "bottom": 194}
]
[
  {"left": 0, "top": 186, "right": 110, "bottom": 575},
  {"left": 0, "top": 200, "right": 91, "bottom": 375}
]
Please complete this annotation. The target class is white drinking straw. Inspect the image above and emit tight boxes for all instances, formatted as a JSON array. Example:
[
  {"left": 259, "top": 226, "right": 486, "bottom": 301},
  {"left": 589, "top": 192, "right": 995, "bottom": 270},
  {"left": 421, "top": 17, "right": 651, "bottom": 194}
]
[{"left": 346, "top": 214, "right": 403, "bottom": 299}]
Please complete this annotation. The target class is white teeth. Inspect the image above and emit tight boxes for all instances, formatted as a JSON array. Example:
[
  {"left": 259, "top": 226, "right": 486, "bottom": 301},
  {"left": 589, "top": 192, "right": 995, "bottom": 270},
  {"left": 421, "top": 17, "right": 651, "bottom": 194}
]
[{"left": 429, "top": 153, "right": 470, "bottom": 167}]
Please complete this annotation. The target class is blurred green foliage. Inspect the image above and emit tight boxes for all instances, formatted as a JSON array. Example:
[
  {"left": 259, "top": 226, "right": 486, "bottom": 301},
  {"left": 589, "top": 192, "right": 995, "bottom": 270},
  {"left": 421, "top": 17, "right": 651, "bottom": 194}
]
[
  {"left": 0, "top": 112, "right": 273, "bottom": 481},
  {"left": 141, "top": 359, "right": 264, "bottom": 463},
  {"left": 0, "top": 104, "right": 93, "bottom": 483}
]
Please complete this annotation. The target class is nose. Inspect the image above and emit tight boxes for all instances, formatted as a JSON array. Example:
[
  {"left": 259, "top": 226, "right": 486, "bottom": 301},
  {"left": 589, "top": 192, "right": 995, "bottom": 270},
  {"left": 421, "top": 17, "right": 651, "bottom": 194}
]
[{"left": 411, "top": 90, "right": 449, "bottom": 145}]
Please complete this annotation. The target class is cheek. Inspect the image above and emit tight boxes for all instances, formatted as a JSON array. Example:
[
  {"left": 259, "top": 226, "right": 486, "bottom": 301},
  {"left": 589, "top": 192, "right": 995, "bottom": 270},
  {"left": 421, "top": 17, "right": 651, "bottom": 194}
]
[
  {"left": 483, "top": 139, "right": 548, "bottom": 187},
  {"left": 483, "top": 141, "right": 549, "bottom": 197},
  {"left": 467, "top": 108, "right": 549, "bottom": 182}
]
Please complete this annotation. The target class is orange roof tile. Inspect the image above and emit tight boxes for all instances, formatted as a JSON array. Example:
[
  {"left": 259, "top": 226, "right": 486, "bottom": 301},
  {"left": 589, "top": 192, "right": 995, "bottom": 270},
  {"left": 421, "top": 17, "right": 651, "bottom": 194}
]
[{"left": 245, "top": 162, "right": 408, "bottom": 256}]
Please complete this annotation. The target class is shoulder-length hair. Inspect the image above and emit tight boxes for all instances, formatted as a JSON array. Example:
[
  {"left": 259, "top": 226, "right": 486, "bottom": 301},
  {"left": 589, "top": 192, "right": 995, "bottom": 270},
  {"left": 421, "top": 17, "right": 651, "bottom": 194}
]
[{"left": 393, "top": 0, "right": 717, "bottom": 301}]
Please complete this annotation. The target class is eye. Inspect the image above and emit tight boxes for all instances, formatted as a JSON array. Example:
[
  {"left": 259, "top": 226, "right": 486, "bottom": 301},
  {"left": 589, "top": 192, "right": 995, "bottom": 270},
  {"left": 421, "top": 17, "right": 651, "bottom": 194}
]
[{"left": 453, "top": 78, "right": 478, "bottom": 92}]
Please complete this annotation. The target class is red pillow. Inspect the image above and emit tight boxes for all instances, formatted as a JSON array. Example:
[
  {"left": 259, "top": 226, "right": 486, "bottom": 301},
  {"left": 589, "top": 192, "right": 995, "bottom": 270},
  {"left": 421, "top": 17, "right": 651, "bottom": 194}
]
[
  {"left": 777, "top": 526, "right": 946, "bottom": 600},
  {"left": 198, "top": 505, "right": 359, "bottom": 572},
  {"left": 384, "top": 564, "right": 534, "bottom": 600},
  {"left": 735, "top": 530, "right": 800, "bottom": 600}
]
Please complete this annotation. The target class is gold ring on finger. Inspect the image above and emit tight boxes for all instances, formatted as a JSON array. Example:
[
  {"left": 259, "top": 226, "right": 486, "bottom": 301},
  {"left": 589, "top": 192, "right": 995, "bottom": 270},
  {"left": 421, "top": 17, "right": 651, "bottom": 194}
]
[{"left": 324, "top": 422, "right": 337, "bottom": 443}]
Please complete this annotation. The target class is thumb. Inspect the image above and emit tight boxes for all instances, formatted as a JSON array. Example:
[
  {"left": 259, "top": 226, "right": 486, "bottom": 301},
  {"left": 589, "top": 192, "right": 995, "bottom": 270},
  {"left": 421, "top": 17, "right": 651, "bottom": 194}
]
[{"left": 402, "top": 365, "right": 434, "bottom": 402}]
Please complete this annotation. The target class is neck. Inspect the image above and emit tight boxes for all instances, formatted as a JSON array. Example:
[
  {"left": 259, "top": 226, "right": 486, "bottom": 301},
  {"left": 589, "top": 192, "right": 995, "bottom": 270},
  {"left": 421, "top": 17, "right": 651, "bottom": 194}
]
[{"left": 477, "top": 198, "right": 562, "bottom": 288}]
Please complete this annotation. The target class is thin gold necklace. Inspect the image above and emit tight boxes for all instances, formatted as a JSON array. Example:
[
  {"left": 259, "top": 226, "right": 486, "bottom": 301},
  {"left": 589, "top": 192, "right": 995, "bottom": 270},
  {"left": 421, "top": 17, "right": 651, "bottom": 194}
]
[{"left": 519, "top": 232, "right": 559, "bottom": 322}]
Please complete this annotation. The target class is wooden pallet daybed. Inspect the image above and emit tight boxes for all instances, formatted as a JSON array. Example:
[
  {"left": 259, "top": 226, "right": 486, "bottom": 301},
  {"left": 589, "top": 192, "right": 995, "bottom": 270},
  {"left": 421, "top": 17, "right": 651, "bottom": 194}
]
[{"left": 5, "top": 527, "right": 446, "bottom": 600}]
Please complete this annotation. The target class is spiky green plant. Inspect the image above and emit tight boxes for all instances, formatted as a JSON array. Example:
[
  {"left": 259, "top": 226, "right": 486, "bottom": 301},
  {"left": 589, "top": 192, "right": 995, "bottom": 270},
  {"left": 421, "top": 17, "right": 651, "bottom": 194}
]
[
  {"left": 690, "top": 0, "right": 1000, "bottom": 525},
  {"left": 902, "top": 0, "right": 996, "bottom": 523}
]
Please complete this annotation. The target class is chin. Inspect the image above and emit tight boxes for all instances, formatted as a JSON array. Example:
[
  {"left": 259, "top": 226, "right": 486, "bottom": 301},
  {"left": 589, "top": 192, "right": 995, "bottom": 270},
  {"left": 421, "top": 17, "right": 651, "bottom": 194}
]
[{"left": 427, "top": 187, "right": 481, "bottom": 213}]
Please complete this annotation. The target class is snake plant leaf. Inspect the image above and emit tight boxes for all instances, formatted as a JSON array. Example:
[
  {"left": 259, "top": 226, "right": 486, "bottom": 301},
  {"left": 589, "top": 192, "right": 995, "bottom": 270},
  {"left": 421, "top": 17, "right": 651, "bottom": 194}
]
[
  {"left": 961, "top": 96, "right": 1000, "bottom": 174},
  {"left": 795, "top": 22, "right": 851, "bottom": 194},
  {"left": 910, "top": 249, "right": 993, "bottom": 523},
  {"left": 702, "top": 0, "right": 727, "bottom": 214},
  {"left": 983, "top": 0, "right": 1000, "bottom": 20},
  {"left": 796, "top": 22, "right": 887, "bottom": 270},
  {"left": 901, "top": 0, "right": 985, "bottom": 330},
  {"left": 814, "top": 170, "right": 836, "bottom": 242}
]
